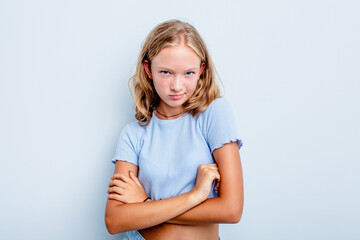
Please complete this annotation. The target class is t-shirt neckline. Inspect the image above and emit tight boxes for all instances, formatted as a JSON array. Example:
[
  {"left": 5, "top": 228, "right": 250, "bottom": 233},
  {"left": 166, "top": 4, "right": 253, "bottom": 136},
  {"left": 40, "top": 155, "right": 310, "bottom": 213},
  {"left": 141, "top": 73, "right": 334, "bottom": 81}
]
[{"left": 152, "top": 111, "right": 188, "bottom": 124}]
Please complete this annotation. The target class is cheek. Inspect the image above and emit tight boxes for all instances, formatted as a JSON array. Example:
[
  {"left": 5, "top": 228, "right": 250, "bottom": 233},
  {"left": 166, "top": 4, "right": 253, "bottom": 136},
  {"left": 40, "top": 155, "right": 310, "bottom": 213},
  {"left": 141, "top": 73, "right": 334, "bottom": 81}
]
[
  {"left": 184, "top": 80, "right": 198, "bottom": 94},
  {"left": 153, "top": 77, "right": 169, "bottom": 93}
]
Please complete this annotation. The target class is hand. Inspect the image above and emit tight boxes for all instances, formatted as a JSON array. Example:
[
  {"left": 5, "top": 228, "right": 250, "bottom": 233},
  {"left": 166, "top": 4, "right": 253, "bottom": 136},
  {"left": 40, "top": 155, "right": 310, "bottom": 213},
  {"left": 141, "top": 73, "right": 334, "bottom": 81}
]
[
  {"left": 191, "top": 163, "right": 220, "bottom": 203},
  {"left": 107, "top": 171, "right": 148, "bottom": 204}
]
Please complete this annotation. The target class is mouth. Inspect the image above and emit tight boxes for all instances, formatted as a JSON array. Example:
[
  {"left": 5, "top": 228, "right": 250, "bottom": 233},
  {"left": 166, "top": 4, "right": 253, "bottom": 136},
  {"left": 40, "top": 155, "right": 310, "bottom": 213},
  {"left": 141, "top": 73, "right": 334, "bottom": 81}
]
[{"left": 169, "top": 94, "right": 184, "bottom": 100}]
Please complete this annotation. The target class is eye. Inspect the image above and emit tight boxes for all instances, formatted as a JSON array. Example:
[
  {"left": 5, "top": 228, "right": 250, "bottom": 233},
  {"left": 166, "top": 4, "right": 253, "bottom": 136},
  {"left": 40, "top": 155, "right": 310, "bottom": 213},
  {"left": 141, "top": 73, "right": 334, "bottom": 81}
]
[
  {"left": 160, "top": 71, "right": 170, "bottom": 75},
  {"left": 185, "top": 71, "right": 195, "bottom": 76}
]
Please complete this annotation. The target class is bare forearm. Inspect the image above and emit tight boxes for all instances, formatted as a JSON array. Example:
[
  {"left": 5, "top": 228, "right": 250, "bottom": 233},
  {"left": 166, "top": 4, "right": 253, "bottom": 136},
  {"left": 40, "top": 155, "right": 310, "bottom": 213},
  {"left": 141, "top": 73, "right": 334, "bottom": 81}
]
[
  {"left": 167, "top": 196, "right": 243, "bottom": 225},
  {"left": 105, "top": 191, "right": 199, "bottom": 234},
  {"left": 166, "top": 142, "right": 244, "bottom": 225}
]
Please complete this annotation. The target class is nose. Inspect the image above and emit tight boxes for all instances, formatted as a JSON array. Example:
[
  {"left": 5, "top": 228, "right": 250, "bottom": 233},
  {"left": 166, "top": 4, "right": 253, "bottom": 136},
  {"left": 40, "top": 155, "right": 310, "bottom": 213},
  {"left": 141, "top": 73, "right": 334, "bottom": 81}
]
[{"left": 170, "top": 75, "right": 183, "bottom": 92}]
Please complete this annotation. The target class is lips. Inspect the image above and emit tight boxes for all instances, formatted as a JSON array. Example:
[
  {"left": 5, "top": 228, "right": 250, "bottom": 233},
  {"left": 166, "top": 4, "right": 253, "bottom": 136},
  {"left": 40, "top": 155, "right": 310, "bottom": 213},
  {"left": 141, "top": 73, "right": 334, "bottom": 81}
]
[{"left": 169, "top": 94, "right": 184, "bottom": 100}]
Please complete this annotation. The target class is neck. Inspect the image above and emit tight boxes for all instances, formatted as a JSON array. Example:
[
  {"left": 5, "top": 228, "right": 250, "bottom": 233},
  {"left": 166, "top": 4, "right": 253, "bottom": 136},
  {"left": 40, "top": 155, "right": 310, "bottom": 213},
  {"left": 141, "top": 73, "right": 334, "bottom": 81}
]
[
  {"left": 155, "top": 101, "right": 187, "bottom": 119},
  {"left": 156, "top": 109, "right": 185, "bottom": 118},
  {"left": 155, "top": 106, "right": 186, "bottom": 120}
]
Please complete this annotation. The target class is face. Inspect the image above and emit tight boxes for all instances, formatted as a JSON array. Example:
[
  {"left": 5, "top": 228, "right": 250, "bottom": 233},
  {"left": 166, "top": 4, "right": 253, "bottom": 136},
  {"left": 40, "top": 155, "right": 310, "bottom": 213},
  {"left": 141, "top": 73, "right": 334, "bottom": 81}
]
[{"left": 144, "top": 44, "right": 205, "bottom": 115}]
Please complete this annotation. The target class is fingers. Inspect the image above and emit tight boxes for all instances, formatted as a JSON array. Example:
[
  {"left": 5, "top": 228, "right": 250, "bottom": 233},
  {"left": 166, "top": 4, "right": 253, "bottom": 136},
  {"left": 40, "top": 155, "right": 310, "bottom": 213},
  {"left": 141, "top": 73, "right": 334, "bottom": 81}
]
[
  {"left": 198, "top": 164, "right": 220, "bottom": 180},
  {"left": 107, "top": 186, "right": 123, "bottom": 195},
  {"left": 129, "top": 170, "right": 142, "bottom": 186},
  {"left": 216, "top": 179, "right": 220, "bottom": 186},
  {"left": 108, "top": 193, "right": 125, "bottom": 203},
  {"left": 109, "top": 171, "right": 141, "bottom": 189},
  {"left": 215, "top": 180, "right": 220, "bottom": 191},
  {"left": 107, "top": 170, "right": 147, "bottom": 204},
  {"left": 213, "top": 170, "right": 220, "bottom": 180},
  {"left": 111, "top": 173, "right": 129, "bottom": 183},
  {"left": 108, "top": 179, "right": 127, "bottom": 188}
]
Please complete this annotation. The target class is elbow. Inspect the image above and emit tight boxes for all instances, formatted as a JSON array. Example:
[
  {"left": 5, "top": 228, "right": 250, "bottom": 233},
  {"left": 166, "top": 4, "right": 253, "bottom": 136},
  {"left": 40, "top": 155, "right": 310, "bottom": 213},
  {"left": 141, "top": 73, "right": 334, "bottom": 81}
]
[
  {"left": 229, "top": 210, "right": 242, "bottom": 223},
  {"left": 105, "top": 204, "right": 117, "bottom": 234},
  {"left": 105, "top": 215, "right": 119, "bottom": 235},
  {"left": 105, "top": 215, "right": 127, "bottom": 235},
  {"left": 105, "top": 224, "right": 116, "bottom": 235},
  {"left": 105, "top": 210, "right": 127, "bottom": 235},
  {"left": 105, "top": 201, "right": 131, "bottom": 234},
  {"left": 225, "top": 203, "right": 243, "bottom": 224},
  {"left": 106, "top": 226, "right": 117, "bottom": 235}
]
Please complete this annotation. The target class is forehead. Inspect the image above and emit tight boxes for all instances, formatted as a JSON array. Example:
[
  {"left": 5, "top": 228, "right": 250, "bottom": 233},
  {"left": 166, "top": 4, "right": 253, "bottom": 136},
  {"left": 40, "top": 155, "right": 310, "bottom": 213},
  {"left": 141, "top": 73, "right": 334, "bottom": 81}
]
[{"left": 152, "top": 45, "right": 201, "bottom": 69}]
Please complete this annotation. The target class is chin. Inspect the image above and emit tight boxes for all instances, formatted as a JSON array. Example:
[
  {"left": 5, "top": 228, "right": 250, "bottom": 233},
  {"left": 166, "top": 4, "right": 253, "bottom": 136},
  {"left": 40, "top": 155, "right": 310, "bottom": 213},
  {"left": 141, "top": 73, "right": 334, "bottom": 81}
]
[
  {"left": 166, "top": 103, "right": 183, "bottom": 108},
  {"left": 167, "top": 99, "right": 188, "bottom": 107}
]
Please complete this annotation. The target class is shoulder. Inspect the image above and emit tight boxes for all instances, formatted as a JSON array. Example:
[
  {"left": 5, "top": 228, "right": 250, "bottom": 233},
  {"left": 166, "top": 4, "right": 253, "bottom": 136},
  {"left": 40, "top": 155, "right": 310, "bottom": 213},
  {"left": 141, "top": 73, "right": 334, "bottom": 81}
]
[
  {"left": 197, "top": 97, "right": 241, "bottom": 152},
  {"left": 200, "top": 97, "right": 235, "bottom": 120},
  {"left": 123, "top": 120, "right": 145, "bottom": 132},
  {"left": 196, "top": 97, "right": 235, "bottom": 134},
  {"left": 118, "top": 120, "right": 147, "bottom": 145},
  {"left": 122, "top": 121, "right": 149, "bottom": 139},
  {"left": 111, "top": 120, "right": 147, "bottom": 164}
]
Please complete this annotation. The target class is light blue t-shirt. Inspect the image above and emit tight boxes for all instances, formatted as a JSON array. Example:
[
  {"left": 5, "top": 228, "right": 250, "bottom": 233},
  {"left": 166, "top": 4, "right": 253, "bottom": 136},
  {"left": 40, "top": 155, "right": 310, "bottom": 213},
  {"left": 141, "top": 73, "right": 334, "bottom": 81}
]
[{"left": 111, "top": 98, "right": 242, "bottom": 200}]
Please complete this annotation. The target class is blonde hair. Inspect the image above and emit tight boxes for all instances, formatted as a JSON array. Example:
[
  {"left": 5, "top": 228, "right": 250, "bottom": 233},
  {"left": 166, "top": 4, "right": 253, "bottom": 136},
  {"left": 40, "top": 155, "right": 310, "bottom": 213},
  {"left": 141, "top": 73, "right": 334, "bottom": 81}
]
[{"left": 130, "top": 19, "right": 221, "bottom": 125}]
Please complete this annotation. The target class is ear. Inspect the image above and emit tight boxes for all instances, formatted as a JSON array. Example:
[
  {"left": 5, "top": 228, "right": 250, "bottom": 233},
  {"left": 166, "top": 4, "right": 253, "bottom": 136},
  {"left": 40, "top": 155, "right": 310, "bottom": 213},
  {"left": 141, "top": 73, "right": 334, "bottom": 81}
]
[
  {"left": 143, "top": 60, "right": 152, "bottom": 79},
  {"left": 199, "top": 62, "right": 206, "bottom": 77}
]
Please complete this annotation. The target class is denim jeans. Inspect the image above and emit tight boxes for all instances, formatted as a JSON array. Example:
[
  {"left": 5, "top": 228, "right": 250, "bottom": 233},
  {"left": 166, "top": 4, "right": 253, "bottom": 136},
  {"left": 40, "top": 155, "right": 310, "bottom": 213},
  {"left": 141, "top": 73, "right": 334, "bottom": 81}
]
[
  {"left": 122, "top": 230, "right": 145, "bottom": 240},
  {"left": 122, "top": 230, "right": 220, "bottom": 239}
]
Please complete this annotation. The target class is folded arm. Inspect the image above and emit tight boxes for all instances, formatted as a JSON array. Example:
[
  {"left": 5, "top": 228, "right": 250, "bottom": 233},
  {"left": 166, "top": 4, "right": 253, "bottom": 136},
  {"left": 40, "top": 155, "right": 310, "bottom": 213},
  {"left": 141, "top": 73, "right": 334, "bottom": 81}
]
[
  {"left": 167, "top": 141, "right": 244, "bottom": 225},
  {"left": 105, "top": 161, "right": 219, "bottom": 234},
  {"left": 107, "top": 141, "right": 243, "bottom": 226}
]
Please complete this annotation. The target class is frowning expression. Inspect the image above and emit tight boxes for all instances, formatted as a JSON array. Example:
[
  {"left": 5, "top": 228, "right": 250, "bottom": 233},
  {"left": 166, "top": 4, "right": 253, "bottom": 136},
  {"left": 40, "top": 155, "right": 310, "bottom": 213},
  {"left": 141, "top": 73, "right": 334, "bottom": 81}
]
[{"left": 144, "top": 44, "right": 205, "bottom": 115}]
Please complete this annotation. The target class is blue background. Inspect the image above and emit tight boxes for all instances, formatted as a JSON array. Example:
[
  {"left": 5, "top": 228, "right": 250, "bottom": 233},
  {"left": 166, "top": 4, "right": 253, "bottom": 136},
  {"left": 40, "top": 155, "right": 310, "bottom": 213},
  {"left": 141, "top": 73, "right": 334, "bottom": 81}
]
[{"left": 0, "top": 0, "right": 359, "bottom": 239}]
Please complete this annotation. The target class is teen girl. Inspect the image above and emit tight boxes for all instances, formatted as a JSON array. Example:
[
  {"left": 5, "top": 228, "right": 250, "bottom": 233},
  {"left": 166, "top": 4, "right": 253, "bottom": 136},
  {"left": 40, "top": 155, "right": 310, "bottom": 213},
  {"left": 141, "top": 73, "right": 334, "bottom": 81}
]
[{"left": 105, "top": 19, "right": 244, "bottom": 240}]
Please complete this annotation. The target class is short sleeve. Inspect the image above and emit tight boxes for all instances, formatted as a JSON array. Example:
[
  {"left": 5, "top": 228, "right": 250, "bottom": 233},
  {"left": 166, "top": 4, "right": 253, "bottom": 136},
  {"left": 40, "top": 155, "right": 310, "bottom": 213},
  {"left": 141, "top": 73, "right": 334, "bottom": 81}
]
[
  {"left": 204, "top": 98, "right": 243, "bottom": 152},
  {"left": 111, "top": 124, "right": 139, "bottom": 165}
]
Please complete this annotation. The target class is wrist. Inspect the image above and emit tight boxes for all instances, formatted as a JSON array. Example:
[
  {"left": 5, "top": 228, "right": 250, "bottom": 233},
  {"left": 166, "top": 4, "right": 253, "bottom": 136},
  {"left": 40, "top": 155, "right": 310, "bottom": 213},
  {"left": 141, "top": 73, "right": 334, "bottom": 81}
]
[{"left": 188, "top": 189, "right": 204, "bottom": 205}]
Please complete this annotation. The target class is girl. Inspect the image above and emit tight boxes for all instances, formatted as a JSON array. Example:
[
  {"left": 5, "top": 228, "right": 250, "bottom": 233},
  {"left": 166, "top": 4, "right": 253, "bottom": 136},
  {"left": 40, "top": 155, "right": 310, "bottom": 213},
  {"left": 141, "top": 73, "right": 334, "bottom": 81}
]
[{"left": 105, "top": 19, "right": 244, "bottom": 240}]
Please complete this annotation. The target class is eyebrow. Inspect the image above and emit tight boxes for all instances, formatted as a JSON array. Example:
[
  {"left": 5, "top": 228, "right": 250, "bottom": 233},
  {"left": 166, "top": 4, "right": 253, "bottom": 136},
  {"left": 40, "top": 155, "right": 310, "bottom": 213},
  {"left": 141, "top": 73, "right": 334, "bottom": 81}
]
[{"left": 156, "top": 66, "right": 199, "bottom": 71}]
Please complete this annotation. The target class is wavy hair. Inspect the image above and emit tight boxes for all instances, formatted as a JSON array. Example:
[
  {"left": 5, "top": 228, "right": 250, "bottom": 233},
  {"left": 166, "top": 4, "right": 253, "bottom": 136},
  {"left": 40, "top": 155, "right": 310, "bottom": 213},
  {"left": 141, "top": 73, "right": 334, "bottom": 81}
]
[{"left": 130, "top": 19, "right": 221, "bottom": 125}]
